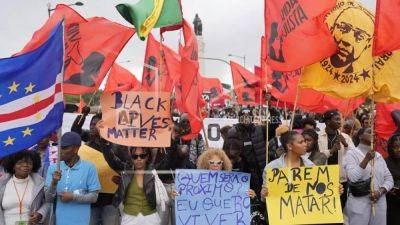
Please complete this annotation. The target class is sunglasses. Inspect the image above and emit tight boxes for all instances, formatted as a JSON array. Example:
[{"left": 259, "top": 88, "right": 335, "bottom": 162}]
[
  {"left": 209, "top": 160, "right": 223, "bottom": 166},
  {"left": 132, "top": 153, "right": 148, "bottom": 160}
]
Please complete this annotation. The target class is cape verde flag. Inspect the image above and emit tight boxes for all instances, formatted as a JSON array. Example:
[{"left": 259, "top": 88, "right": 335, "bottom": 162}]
[{"left": 0, "top": 22, "right": 64, "bottom": 157}]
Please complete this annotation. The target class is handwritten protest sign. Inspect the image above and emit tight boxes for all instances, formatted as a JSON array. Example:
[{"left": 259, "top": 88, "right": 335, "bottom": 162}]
[
  {"left": 266, "top": 165, "right": 343, "bottom": 225},
  {"left": 98, "top": 91, "right": 172, "bottom": 147},
  {"left": 175, "top": 169, "right": 251, "bottom": 225}
]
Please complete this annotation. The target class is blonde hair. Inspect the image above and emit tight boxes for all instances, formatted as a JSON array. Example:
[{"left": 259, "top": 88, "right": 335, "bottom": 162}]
[{"left": 196, "top": 148, "right": 232, "bottom": 171}]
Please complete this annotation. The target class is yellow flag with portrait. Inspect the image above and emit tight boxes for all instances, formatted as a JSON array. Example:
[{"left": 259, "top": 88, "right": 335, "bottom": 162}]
[{"left": 300, "top": 0, "right": 400, "bottom": 103}]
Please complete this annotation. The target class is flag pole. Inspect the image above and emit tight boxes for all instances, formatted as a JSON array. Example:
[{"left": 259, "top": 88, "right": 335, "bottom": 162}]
[
  {"left": 200, "top": 108, "right": 210, "bottom": 149},
  {"left": 58, "top": 17, "right": 66, "bottom": 171},
  {"left": 289, "top": 76, "right": 301, "bottom": 130},
  {"left": 370, "top": 98, "right": 376, "bottom": 216},
  {"left": 265, "top": 92, "right": 270, "bottom": 164}
]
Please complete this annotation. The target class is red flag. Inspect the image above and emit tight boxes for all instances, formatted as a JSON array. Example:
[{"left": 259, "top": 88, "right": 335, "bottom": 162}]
[
  {"left": 17, "top": 4, "right": 135, "bottom": 94},
  {"left": 141, "top": 34, "right": 176, "bottom": 92},
  {"left": 201, "top": 77, "right": 223, "bottom": 101},
  {"left": 375, "top": 103, "right": 400, "bottom": 157},
  {"left": 180, "top": 19, "right": 198, "bottom": 61},
  {"left": 177, "top": 19, "right": 204, "bottom": 140},
  {"left": 373, "top": 0, "right": 400, "bottom": 56},
  {"left": 231, "top": 61, "right": 260, "bottom": 106},
  {"left": 268, "top": 68, "right": 363, "bottom": 115},
  {"left": 104, "top": 64, "right": 139, "bottom": 93},
  {"left": 265, "top": 0, "right": 337, "bottom": 71}
]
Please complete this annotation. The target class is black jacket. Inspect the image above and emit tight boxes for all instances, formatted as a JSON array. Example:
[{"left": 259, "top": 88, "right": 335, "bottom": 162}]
[
  {"left": 102, "top": 146, "right": 157, "bottom": 210},
  {"left": 225, "top": 123, "right": 266, "bottom": 195},
  {"left": 228, "top": 124, "right": 267, "bottom": 171}
]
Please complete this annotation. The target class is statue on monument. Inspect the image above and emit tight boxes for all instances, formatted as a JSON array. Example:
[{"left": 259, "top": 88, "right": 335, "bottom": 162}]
[{"left": 193, "top": 13, "right": 202, "bottom": 36}]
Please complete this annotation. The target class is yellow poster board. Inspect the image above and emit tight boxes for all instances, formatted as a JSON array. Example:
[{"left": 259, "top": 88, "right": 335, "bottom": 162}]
[
  {"left": 79, "top": 144, "right": 118, "bottom": 194},
  {"left": 266, "top": 165, "right": 343, "bottom": 225}
]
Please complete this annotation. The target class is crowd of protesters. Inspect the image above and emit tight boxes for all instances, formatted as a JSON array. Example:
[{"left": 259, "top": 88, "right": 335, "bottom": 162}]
[{"left": 1, "top": 104, "right": 400, "bottom": 225}]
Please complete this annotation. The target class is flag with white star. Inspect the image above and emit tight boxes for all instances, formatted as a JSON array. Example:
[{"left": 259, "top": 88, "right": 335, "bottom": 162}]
[{"left": 0, "top": 22, "right": 64, "bottom": 158}]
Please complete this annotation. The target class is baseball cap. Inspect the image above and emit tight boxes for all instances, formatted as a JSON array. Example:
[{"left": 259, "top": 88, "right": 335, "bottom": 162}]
[{"left": 60, "top": 132, "right": 82, "bottom": 147}]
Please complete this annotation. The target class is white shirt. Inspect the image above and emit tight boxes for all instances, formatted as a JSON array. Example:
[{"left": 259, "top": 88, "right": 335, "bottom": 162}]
[{"left": 2, "top": 175, "right": 34, "bottom": 225}]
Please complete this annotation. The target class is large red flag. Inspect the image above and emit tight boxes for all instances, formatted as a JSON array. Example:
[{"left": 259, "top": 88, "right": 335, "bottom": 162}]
[
  {"left": 231, "top": 61, "right": 260, "bottom": 106},
  {"left": 141, "top": 34, "right": 176, "bottom": 92},
  {"left": 265, "top": 0, "right": 337, "bottom": 71},
  {"left": 104, "top": 64, "right": 139, "bottom": 93},
  {"left": 268, "top": 67, "right": 363, "bottom": 115},
  {"left": 373, "top": 0, "right": 400, "bottom": 56},
  {"left": 17, "top": 4, "right": 135, "bottom": 94}
]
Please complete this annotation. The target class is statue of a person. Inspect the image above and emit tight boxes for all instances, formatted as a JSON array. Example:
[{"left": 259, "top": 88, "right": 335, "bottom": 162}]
[{"left": 193, "top": 14, "right": 202, "bottom": 36}]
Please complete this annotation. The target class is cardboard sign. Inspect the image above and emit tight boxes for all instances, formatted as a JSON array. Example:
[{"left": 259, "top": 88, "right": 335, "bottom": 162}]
[
  {"left": 98, "top": 91, "right": 172, "bottom": 147},
  {"left": 266, "top": 165, "right": 343, "bottom": 225},
  {"left": 78, "top": 144, "right": 118, "bottom": 194},
  {"left": 175, "top": 169, "right": 251, "bottom": 225}
]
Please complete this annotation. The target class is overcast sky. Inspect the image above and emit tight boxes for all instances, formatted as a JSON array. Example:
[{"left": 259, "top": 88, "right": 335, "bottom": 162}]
[{"left": 0, "top": 0, "right": 375, "bottom": 85}]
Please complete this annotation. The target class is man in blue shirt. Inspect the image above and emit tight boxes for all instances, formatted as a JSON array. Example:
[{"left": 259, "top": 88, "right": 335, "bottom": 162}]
[{"left": 45, "top": 132, "right": 101, "bottom": 225}]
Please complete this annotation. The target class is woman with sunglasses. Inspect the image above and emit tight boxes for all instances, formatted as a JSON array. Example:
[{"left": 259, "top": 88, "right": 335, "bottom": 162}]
[
  {"left": 103, "top": 147, "right": 161, "bottom": 225},
  {"left": 195, "top": 148, "right": 257, "bottom": 199}
]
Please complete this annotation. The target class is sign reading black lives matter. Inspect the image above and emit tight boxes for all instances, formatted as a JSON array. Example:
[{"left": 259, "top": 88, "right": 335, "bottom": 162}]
[
  {"left": 266, "top": 165, "right": 343, "bottom": 225},
  {"left": 175, "top": 169, "right": 251, "bottom": 225},
  {"left": 97, "top": 91, "right": 172, "bottom": 147}
]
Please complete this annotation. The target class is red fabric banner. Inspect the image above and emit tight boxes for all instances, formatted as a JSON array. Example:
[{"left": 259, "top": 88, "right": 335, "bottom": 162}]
[
  {"left": 141, "top": 34, "right": 176, "bottom": 92},
  {"left": 373, "top": 0, "right": 400, "bottom": 56},
  {"left": 268, "top": 67, "right": 363, "bottom": 115},
  {"left": 177, "top": 19, "right": 204, "bottom": 140},
  {"left": 17, "top": 4, "right": 135, "bottom": 94},
  {"left": 201, "top": 77, "right": 223, "bottom": 101},
  {"left": 265, "top": 0, "right": 337, "bottom": 71},
  {"left": 104, "top": 64, "right": 139, "bottom": 93},
  {"left": 231, "top": 61, "right": 260, "bottom": 106}
]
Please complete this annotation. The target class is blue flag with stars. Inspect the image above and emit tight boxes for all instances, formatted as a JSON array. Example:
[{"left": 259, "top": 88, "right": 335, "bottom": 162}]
[{"left": 0, "top": 22, "right": 64, "bottom": 157}]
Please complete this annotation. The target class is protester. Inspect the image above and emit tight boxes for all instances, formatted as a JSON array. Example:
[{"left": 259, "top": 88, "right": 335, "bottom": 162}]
[
  {"left": 261, "top": 131, "right": 314, "bottom": 200},
  {"left": 30, "top": 136, "right": 52, "bottom": 178},
  {"left": 301, "top": 117, "right": 317, "bottom": 130},
  {"left": 195, "top": 148, "right": 256, "bottom": 197},
  {"left": 0, "top": 150, "right": 49, "bottom": 225},
  {"left": 71, "top": 110, "right": 129, "bottom": 225},
  {"left": 103, "top": 146, "right": 163, "bottom": 225},
  {"left": 318, "top": 109, "right": 355, "bottom": 207},
  {"left": 344, "top": 128, "right": 393, "bottom": 225},
  {"left": 224, "top": 107, "right": 266, "bottom": 196},
  {"left": 71, "top": 106, "right": 95, "bottom": 142},
  {"left": 267, "top": 124, "right": 289, "bottom": 163},
  {"left": 45, "top": 132, "right": 101, "bottom": 225},
  {"left": 220, "top": 125, "right": 231, "bottom": 141},
  {"left": 342, "top": 117, "right": 361, "bottom": 139},
  {"left": 302, "top": 129, "right": 327, "bottom": 165},
  {"left": 385, "top": 133, "right": 400, "bottom": 224}
]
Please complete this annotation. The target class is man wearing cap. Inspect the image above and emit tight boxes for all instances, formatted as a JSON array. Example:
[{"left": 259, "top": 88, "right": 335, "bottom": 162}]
[{"left": 45, "top": 132, "right": 101, "bottom": 225}]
